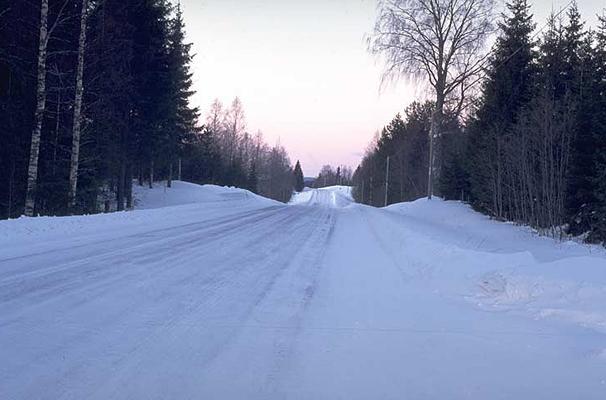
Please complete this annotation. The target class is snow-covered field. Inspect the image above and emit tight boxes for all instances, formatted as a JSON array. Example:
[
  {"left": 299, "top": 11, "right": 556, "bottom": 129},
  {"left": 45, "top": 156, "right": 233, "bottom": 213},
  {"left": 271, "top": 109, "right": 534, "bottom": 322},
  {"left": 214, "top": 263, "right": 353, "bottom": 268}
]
[{"left": 1, "top": 182, "right": 605, "bottom": 399}]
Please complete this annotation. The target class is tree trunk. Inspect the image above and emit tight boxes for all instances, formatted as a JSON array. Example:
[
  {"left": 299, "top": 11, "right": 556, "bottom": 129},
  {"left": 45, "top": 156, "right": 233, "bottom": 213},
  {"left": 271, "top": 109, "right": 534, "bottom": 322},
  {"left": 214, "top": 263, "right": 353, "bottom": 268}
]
[
  {"left": 427, "top": 94, "right": 444, "bottom": 199},
  {"left": 149, "top": 160, "right": 154, "bottom": 188},
  {"left": 117, "top": 161, "right": 125, "bottom": 211},
  {"left": 167, "top": 162, "right": 173, "bottom": 188},
  {"left": 52, "top": 90, "right": 60, "bottom": 176},
  {"left": 138, "top": 165, "right": 143, "bottom": 186},
  {"left": 126, "top": 163, "right": 133, "bottom": 209},
  {"left": 8, "top": 159, "right": 15, "bottom": 219},
  {"left": 178, "top": 158, "right": 182, "bottom": 181},
  {"left": 24, "top": 0, "right": 49, "bottom": 216},
  {"left": 68, "top": 0, "right": 89, "bottom": 210}
]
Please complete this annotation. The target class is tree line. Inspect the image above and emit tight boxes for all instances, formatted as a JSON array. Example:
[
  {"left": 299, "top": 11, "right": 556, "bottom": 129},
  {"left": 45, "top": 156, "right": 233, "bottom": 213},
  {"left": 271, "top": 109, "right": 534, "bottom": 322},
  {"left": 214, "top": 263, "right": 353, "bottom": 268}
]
[
  {"left": 183, "top": 97, "right": 298, "bottom": 203},
  {"left": 358, "top": 0, "right": 606, "bottom": 244},
  {"left": 313, "top": 165, "right": 353, "bottom": 188},
  {"left": 0, "top": 0, "right": 300, "bottom": 219},
  {"left": 352, "top": 101, "right": 463, "bottom": 205}
]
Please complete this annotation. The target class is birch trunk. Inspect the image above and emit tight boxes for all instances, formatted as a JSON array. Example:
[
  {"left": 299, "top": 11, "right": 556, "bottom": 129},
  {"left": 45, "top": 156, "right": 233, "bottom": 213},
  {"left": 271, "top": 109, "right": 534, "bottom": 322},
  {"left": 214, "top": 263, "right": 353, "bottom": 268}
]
[
  {"left": 427, "top": 94, "right": 444, "bottom": 199},
  {"left": 68, "top": 0, "right": 89, "bottom": 209},
  {"left": 52, "top": 91, "right": 60, "bottom": 176},
  {"left": 24, "top": 0, "right": 49, "bottom": 216}
]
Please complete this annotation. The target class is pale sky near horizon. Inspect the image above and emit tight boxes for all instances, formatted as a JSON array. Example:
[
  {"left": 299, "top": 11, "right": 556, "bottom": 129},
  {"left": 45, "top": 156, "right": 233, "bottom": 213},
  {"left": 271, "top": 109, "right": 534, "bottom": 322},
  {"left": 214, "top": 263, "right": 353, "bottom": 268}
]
[{"left": 181, "top": 0, "right": 605, "bottom": 176}]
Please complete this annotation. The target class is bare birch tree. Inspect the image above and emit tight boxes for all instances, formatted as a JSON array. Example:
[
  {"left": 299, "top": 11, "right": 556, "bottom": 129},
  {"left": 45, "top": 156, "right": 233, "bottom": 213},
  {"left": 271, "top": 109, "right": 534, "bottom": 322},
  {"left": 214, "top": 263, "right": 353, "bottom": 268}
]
[
  {"left": 206, "top": 98, "right": 224, "bottom": 135},
  {"left": 24, "top": 0, "right": 71, "bottom": 216},
  {"left": 369, "top": 0, "right": 495, "bottom": 198},
  {"left": 24, "top": 0, "right": 50, "bottom": 217},
  {"left": 68, "top": 0, "right": 89, "bottom": 210},
  {"left": 224, "top": 97, "right": 245, "bottom": 164}
]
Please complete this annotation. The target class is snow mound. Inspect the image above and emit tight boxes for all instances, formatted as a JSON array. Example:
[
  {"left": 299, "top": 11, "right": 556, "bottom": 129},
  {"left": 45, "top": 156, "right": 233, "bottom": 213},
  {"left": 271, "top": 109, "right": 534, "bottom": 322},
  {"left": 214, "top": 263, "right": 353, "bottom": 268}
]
[
  {"left": 290, "top": 186, "right": 353, "bottom": 208},
  {"left": 0, "top": 181, "right": 278, "bottom": 249},
  {"left": 134, "top": 180, "right": 278, "bottom": 210},
  {"left": 472, "top": 257, "right": 606, "bottom": 333},
  {"left": 385, "top": 197, "right": 604, "bottom": 262},
  {"left": 385, "top": 196, "right": 606, "bottom": 334}
]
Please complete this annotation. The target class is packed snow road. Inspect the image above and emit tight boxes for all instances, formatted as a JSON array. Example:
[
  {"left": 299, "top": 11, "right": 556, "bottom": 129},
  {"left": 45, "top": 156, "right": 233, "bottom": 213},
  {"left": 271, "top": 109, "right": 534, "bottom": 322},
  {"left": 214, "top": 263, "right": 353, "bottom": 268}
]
[{"left": 1, "top": 182, "right": 606, "bottom": 399}]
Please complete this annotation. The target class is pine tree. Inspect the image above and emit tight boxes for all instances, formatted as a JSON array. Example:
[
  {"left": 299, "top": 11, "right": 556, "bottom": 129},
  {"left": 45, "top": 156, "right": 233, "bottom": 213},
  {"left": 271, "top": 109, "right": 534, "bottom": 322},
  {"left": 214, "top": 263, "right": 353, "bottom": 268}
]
[
  {"left": 247, "top": 162, "right": 259, "bottom": 193},
  {"left": 0, "top": 1, "right": 39, "bottom": 218},
  {"left": 562, "top": 2, "right": 584, "bottom": 94},
  {"left": 591, "top": 14, "right": 606, "bottom": 243},
  {"left": 538, "top": 15, "right": 566, "bottom": 100},
  {"left": 293, "top": 160, "right": 304, "bottom": 192},
  {"left": 566, "top": 32, "right": 598, "bottom": 235},
  {"left": 129, "top": 0, "right": 172, "bottom": 191},
  {"left": 165, "top": 1, "right": 200, "bottom": 188},
  {"left": 467, "top": 0, "right": 537, "bottom": 217},
  {"left": 86, "top": 0, "right": 137, "bottom": 211}
]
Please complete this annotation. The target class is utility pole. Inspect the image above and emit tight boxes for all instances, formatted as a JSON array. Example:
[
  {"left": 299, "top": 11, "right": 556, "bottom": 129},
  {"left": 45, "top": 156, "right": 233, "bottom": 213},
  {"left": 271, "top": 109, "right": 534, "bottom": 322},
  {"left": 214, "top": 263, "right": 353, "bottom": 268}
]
[{"left": 384, "top": 156, "right": 390, "bottom": 207}]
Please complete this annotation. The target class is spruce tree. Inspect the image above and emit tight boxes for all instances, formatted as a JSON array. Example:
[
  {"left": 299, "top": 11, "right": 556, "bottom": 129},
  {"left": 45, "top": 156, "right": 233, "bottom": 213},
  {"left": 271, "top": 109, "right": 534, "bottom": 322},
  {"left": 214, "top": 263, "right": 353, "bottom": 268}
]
[
  {"left": 293, "top": 160, "right": 304, "bottom": 192},
  {"left": 566, "top": 31, "right": 597, "bottom": 235},
  {"left": 166, "top": 1, "right": 200, "bottom": 187},
  {"left": 591, "top": 14, "right": 606, "bottom": 242},
  {"left": 247, "top": 162, "right": 259, "bottom": 193},
  {"left": 130, "top": 0, "right": 172, "bottom": 189},
  {"left": 467, "top": 0, "right": 537, "bottom": 216}
]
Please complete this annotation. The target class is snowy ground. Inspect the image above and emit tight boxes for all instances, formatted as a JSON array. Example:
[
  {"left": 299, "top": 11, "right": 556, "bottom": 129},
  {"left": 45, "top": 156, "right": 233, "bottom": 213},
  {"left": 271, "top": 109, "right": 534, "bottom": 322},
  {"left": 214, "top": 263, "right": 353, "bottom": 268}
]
[{"left": 1, "top": 182, "right": 606, "bottom": 399}]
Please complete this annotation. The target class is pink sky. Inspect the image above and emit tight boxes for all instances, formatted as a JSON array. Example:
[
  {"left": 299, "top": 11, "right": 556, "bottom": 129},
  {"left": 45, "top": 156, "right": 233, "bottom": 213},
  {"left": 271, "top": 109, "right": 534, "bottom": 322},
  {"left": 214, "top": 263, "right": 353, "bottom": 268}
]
[{"left": 181, "top": 0, "right": 605, "bottom": 176}]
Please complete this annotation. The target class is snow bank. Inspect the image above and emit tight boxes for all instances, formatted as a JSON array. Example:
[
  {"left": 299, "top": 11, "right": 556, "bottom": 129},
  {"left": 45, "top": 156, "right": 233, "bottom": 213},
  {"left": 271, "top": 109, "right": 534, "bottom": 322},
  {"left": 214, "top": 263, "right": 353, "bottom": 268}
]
[
  {"left": 133, "top": 180, "right": 277, "bottom": 210},
  {"left": 473, "top": 256, "right": 606, "bottom": 334},
  {"left": 384, "top": 197, "right": 606, "bottom": 335},
  {"left": 0, "top": 181, "right": 278, "bottom": 252},
  {"left": 385, "top": 197, "right": 603, "bottom": 261}
]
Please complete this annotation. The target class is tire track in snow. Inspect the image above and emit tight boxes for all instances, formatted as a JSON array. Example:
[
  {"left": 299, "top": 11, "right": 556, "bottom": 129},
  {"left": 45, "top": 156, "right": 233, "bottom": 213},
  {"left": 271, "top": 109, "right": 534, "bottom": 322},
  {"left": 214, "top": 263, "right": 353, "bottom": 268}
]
[
  {"left": 1, "top": 206, "right": 317, "bottom": 395},
  {"left": 0, "top": 205, "right": 283, "bottom": 281},
  {"left": 0, "top": 206, "right": 294, "bottom": 308}
]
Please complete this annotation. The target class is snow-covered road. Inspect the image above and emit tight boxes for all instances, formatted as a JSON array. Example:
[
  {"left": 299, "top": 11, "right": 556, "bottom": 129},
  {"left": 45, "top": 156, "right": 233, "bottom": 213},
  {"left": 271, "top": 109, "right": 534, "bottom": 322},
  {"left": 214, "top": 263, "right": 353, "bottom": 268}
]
[{"left": 1, "top": 183, "right": 606, "bottom": 399}]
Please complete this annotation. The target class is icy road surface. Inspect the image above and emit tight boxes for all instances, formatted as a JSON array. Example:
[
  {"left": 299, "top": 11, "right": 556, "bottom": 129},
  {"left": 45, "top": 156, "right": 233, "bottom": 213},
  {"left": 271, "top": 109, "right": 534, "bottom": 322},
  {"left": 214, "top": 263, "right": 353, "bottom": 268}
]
[{"left": 1, "top": 182, "right": 606, "bottom": 399}]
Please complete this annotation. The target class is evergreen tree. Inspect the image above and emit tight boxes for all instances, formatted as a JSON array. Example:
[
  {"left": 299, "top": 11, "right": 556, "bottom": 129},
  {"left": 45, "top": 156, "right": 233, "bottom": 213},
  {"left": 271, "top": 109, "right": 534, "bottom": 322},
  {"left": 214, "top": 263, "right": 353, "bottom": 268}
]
[
  {"left": 165, "top": 1, "right": 200, "bottom": 187},
  {"left": 247, "top": 162, "right": 259, "bottom": 193},
  {"left": 0, "top": 1, "right": 38, "bottom": 218},
  {"left": 86, "top": 0, "right": 135, "bottom": 210},
  {"left": 351, "top": 102, "right": 433, "bottom": 206},
  {"left": 537, "top": 15, "right": 566, "bottom": 99},
  {"left": 467, "top": 0, "right": 537, "bottom": 217},
  {"left": 591, "top": 14, "right": 606, "bottom": 242},
  {"left": 293, "top": 160, "right": 304, "bottom": 192},
  {"left": 126, "top": 0, "right": 173, "bottom": 193},
  {"left": 566, "top": 31, "right": 598, "bottom": 234}
]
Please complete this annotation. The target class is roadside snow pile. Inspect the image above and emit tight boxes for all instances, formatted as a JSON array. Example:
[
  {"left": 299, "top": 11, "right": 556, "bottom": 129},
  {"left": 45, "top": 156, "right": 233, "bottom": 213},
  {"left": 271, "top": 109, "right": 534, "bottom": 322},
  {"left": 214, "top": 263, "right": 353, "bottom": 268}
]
[
  {"left": 0, "top": 181, "right": 277, "bottom": 252},
  {"left": 385, "top": 197, "right": 606, "bottom": 334},
  {"left": 290, "top": 185, "right": 353, "bottom": 208},
  {"left": 473, "top": 258, "right": 606, "bottom": 334},
  {"left": 385, "top": 197, "right": 601, "bottom": 261},
  {"left": 134, "top": 181, "right": 277, "bottom": 210}
]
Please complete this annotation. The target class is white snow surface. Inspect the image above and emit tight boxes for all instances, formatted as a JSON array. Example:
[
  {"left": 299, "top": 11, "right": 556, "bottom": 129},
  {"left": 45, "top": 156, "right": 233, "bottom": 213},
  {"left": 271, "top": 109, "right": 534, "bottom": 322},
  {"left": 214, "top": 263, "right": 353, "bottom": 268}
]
[
  {"left": 1, "top": 182, "right": 606, "bottom": 399},
  {"left": 289, "top": 185, "right": 353, "bottom": 208}
]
